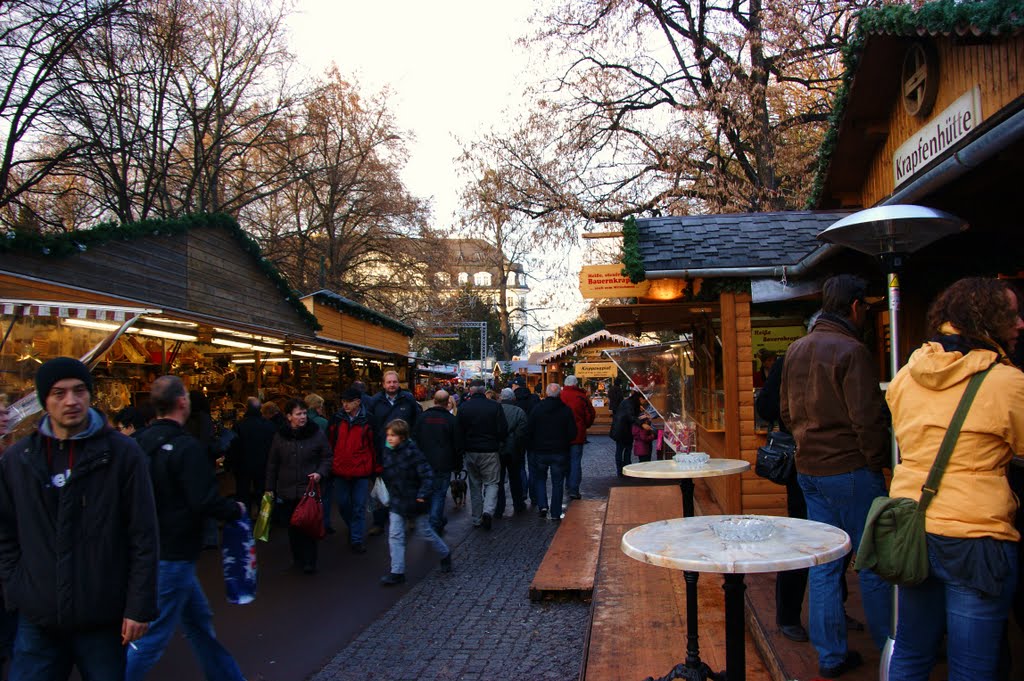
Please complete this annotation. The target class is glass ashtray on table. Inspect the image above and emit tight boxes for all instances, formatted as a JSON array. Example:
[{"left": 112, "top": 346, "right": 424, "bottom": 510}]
[
  {"left": 673, "top": 452, "right": 710, "bottom": 468},
  {"left": 711, "top": 516, "right": 775, "bottom": 542}
]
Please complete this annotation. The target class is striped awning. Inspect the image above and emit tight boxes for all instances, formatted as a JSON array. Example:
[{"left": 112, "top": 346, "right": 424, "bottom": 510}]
[{"left": 1, "top": 299, "right": 159, "bottom": 321}]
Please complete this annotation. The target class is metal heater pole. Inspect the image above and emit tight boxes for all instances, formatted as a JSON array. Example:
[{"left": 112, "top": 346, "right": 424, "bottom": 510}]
[{"left": 879, "top": 270, "right": 901, "bottom": 680}]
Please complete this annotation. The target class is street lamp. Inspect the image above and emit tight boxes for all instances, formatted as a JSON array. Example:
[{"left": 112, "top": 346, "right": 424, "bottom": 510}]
[{"left": 818, "top": 204, "right": 968, "bottom": 680}]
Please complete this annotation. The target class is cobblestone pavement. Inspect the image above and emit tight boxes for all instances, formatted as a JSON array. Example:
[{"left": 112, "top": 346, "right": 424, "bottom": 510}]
[{"left": 310, "top": 435, "right": 619, "bottom": 681}]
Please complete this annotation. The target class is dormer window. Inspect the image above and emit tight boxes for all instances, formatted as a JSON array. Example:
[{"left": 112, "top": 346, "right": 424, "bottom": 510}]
[
  {"left": 473, "top": 272, "right": 492, "bottom": 287},
  {"left": 435, "top": 272, "right": 451, "bottom": 285},
  {"left": 458, "top": 272, "right": 469, "bottom": 285}
]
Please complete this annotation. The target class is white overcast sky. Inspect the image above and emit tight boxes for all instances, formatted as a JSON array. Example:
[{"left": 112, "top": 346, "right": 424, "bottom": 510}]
[
  {"left": 285, "top": 0, "right": 537, "bottom": 225},
  {"left": 285, "top": 1, "right": 591, "bottom": 346}
]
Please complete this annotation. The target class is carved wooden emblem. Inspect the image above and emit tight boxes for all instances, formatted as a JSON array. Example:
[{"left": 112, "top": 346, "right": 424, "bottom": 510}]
[{"left": 902, "top": 42, "right": 939, "bottom": 118}]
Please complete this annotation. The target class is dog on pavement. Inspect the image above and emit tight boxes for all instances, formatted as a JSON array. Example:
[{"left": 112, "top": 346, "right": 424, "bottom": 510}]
[{"left": 450, "top": 470, "right": 468, "bottom": 509}]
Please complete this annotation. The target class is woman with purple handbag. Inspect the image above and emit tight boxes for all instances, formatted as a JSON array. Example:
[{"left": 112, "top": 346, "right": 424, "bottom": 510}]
[{"left": 265, "top": 399, "right": 331, "bottom": 574}]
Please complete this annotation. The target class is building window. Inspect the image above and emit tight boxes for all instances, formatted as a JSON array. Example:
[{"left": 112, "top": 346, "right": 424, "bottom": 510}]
[
  {"left": 507, "top": 295, "right": 518, "bottom": 310},
  {"left": 435, "top": 271, "right": 451, "bottom": 286},
  {"left": 473, "top": 271, "right": 491, "bottom": 287},
  {"left": 458, "top": 272, "right": 469, "bottom": 285},
  {"left": 517, "top": 273, "right": 526, "bottom": 287}
]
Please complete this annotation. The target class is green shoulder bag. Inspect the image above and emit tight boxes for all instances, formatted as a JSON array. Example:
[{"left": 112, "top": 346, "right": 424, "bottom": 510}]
[{"left": 855, "top": 364, "right": 992, "bottom": 586}]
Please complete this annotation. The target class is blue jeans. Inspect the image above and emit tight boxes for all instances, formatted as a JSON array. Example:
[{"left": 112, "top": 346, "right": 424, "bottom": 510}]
[
  {"left": 888, "top": 540, "right": 1018, "bottom": 681},
  {"left": 334, "top": 476, "right": 370, "bottom": 545},
  {"left": 125, "top": 560, "right": 243, "bottom": 681},
  {"left": 798, "top": 468, "right": 892, "bottom": 668},
  {"left": 566, "top": 443, "right": 584, "bottom": 496},
  {"left": 388, "top": 511, "right": 449, "bottom": 574},
  {"left": 428, "top": 471, "right": 450, "bottom": 534},
  {"left": 10, "top": 621, "right": 123, "bottom": 681},
  {"left": 531, "top": 451, "right": 567, "bottom": 518}
]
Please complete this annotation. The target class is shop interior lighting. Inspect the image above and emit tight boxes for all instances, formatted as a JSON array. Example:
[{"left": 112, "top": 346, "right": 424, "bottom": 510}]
[
  {"left": 63, "top": 318, "right": 121, "bottom": 331},
  {"left": 230, "top": 356, "right": 291, "bottom": 364},
  {"left": 292, "top": 350, "right": 337, "bottom": 360},
  {"left": 212, "top": 337, "right": 284, "bottom": 353},
  {"left": 140, "top": 316, "right": 198, "bottom": 328},
  {"left": 130, "top": 327, "right": 198, "bottom": 342}
]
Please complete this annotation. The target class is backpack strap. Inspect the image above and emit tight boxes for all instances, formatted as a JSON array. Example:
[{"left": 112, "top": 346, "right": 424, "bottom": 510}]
[{"left": 918, "top": 364, "right": 994, "bottom": 512}]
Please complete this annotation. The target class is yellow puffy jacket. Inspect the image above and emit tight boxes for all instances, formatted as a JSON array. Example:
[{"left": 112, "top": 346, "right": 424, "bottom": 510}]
[{"left": 887, "top": 339, "right": 1024, "bottom": 541}]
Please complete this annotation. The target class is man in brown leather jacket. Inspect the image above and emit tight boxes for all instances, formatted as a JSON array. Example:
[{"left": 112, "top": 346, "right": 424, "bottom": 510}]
[{"left": 780, "top": 274, "right": 891, "bottom": 678}]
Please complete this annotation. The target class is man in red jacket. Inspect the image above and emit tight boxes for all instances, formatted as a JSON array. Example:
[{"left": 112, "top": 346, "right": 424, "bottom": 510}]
[
  {"left": 560, "top": 375, "right": 596, "bottom": 499},
  {"left": 327, "top": 388, "right": 378, "bottom": 554}
]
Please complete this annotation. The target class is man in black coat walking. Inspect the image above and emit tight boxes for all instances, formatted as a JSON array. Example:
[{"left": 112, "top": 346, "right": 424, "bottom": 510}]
[
  {"left": 525, "top": 383, "right": 577, "bottom": 520},
  {"left": 413, "top": 390, "right": 463, "bottom": 535},
  {"left": 127, "top": 376, "right": 245, "bottom": 681},
  {"left": 456, "top": 380, "right": 507, "bottom": 530}
]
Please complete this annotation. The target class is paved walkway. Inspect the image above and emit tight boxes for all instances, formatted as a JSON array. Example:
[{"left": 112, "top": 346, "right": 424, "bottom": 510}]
[{"left": 311, "top": 436, "right": 618, "bottom": 681}]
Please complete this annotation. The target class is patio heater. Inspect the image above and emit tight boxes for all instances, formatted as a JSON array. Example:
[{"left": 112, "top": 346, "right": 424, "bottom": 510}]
[{"left": 818, "top": 204, "right": 968, "bottom": 680}]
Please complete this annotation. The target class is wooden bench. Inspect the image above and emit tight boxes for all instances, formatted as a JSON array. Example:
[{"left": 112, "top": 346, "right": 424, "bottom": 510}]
[
  {"left": 529, "top": 499, "right": 607, "bottom": 601},
  {"left": 581, "top": 483, "right": 771, "bottom": 681}
]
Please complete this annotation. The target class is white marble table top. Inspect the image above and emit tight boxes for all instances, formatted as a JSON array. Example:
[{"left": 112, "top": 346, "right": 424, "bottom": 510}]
[
  {"left": 621, "top": 515, "right": 851, "bottom": 574},
  {"left": 623, "top": 458, "right": 750, "bottom": 480}
]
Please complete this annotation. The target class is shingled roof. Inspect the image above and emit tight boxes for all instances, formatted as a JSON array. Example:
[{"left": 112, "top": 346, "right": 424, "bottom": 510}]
[{"left": 634, "top": 210, "right": 853, "bottom": 275}]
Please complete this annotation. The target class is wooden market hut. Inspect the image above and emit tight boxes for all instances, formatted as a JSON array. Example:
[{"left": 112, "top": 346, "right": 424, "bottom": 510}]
[
  {"left": 0, "top": 214, "right": 412, "bottom": 413},
  {"left": 541, "top": 329, "right": 641, "bottom": 430},
  {"left": 596, "top": 0, "right": 1024, "bottom": 517}
]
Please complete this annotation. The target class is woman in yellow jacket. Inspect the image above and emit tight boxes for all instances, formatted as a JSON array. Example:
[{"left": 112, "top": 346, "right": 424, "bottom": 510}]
[{"left": 886, "top": 277, "right": 1024, "bottom": 681}]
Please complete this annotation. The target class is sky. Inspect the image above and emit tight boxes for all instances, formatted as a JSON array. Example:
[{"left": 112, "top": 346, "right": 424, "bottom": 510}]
[
  {"left": 284, "top": 0, "right": 592, "bottom": 348},
  {"left": 285, "top": 0, "right": 537, "bottom": 225}
]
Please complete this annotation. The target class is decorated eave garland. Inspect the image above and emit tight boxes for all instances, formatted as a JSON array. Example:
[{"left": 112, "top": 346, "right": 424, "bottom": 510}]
[
  {"left": 806, "top": 0, "right": 1024, "bottom": 208},
  {"left": 0, "top": 212, "right": 322, "bottom": 331}
]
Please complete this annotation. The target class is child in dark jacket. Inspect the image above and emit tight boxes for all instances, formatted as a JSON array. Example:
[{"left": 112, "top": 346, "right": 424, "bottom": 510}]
[
  {"left": 379, "top": 419, "right": 451, "bottom": 585},
  {"left": 631, "top": 415, "right": 657, "bottom": 463}
]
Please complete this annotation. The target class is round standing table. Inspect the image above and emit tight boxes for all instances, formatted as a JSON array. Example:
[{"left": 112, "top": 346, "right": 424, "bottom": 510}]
[
  {"left": 622, "top": 458, "right": 750, "bottom": 679},
  {"left": 622, "top": 515, "right": 851, "bottom": 681}
]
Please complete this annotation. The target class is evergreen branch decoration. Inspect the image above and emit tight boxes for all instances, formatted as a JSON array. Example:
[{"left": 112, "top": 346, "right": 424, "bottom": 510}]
[
  {"left": 0, "top": 212, "right": 321, "bottom": 331},
  {"left": 806, "top": 0, "right": 1024, "bottom": 209},
  {"left": 621, "top": 215, "right": 646, "bottom": 283}
]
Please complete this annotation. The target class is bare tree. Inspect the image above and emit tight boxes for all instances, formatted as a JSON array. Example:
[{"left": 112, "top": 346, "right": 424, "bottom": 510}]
[
  {"left": 0, "top": 0, "right": 131, "bottom": 222},
  {"left": 250, "top": 68, "right": 430, "bottom": 311},
  {"left": 478, "top": 0, "right": 866, "bottom": 223}
]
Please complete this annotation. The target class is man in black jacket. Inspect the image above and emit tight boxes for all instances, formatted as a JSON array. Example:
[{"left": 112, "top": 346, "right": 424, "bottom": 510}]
[
  {"left": 231, "top": 396, "right": 276, "bottom": 516},
  {"left": 0, "top": 357, "right": 159, "bottom": 680},
  {"left": 127, "top": 375, "right": 245, "bottom": 681},
  {"left": 412, "top": 390, "right": 463, "bottom": 535},
  {"left": 525, "top": 383, "right": 577, "bottom": 520},
  {"left": 456, "top": 380, "right": 507, "bottom": 530}
]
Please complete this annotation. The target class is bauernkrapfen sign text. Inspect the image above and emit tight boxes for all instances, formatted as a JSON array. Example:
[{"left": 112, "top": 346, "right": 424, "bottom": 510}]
[{"left": 893, "top": 86, "right": 981, "bottom": 187}]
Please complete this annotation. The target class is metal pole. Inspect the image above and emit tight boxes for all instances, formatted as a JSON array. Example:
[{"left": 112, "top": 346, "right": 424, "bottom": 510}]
[{"left": 879, "top": 270, "right": 901, "bottom": 680}]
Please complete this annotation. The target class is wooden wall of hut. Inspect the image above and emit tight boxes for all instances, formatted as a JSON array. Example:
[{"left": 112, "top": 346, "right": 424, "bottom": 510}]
[
  {"left": 305, "top": 301, "right": 411, "bottom": 356},
  {"left": 861, "top": 35, "right": 1024, "bottom": 207},
  {"left": 1, "top": 226, "right": 313, "bottom": 337}
]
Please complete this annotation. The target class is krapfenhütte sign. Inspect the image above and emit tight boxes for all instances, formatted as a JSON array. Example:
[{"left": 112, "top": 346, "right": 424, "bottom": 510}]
[
  {"left": 579, "top": 264, "right": 651, "bottom": 299},
  {"left": 893, "top": 86, "right": 981, "bottom": 187}
]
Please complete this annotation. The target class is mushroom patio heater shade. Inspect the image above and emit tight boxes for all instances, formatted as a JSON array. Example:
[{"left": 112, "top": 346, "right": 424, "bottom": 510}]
[
  {"left": 818, "top": 204, "right": 968, "bottom": 681},
  {"left": 818, "top": 204, "right": 967, "bottom": 267}
]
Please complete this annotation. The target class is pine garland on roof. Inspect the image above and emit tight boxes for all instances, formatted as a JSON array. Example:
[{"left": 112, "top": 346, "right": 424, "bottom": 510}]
[{"left": 621, "top": 216, "right": 646, "bottom": 283}]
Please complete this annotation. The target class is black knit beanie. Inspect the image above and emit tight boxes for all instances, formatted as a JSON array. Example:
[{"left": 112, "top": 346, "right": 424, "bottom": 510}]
[{"left": 36, "top": 357, "right": 94, "bottom": 401}]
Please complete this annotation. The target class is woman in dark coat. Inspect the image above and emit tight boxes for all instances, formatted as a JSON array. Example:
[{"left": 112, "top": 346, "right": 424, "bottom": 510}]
[{"left": 265, "top": 399, "right": 331, "bottom": 574}]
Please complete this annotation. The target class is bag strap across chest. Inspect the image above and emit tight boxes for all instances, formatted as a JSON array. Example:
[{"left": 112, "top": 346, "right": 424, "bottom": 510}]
[{"left": 917, "top": 364, "right": 994, "bottom": 512}]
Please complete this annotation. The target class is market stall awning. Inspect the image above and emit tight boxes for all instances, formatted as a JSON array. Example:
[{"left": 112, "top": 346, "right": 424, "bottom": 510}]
[
  {"left": 598, "top": 302, "right": 720, "bottom": 334},
  {"left": 1, "top": 299, "right": 160, "bottom": 320},
  {"left": 541, "top": 329, "right": 641, "bottom": 364}
]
